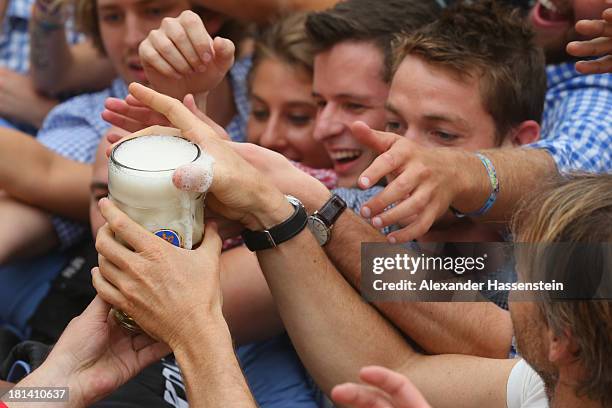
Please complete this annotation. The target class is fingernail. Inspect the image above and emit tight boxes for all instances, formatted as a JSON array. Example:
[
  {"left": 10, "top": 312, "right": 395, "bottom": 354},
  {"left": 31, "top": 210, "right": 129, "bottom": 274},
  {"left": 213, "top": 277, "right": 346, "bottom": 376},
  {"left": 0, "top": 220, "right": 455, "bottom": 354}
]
[
  {"left": 202, "top": 52, "right": 212, "bottom": 63},
  {"left": 372, "top": 217, "right": 383, "bottom": 228},
  {"left": 388, "top": 236, "right": 397, "bottom": 244},
  {"left": 361, "top": 206, "right": 371, "bottom": 218},
  {"left": 360, "top": 176, "right": 370, "bottom": 188}
]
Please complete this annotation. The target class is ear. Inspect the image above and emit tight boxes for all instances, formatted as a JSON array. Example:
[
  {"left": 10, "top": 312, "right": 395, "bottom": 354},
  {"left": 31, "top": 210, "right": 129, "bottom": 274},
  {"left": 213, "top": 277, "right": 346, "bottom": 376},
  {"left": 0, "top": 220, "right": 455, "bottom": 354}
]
[
  {"left": 547, "top": 327, "right": 579, "bottom": 364},
  {"left": 502, "top": 120, "right": 541, "bottom": 147}
]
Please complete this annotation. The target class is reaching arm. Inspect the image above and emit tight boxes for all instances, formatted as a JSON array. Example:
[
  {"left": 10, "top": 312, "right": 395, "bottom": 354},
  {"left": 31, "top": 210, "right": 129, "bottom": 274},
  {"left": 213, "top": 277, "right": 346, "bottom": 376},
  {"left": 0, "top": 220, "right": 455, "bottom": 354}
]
[
  {"left": 0, "top": 128, "right": 91, "bottom": 221},
  {"left": 191, "top": 0, "right": 339, "bottom": 23},
  {"left": 29, "top": 0, "right": 115, "bottom": 96}
]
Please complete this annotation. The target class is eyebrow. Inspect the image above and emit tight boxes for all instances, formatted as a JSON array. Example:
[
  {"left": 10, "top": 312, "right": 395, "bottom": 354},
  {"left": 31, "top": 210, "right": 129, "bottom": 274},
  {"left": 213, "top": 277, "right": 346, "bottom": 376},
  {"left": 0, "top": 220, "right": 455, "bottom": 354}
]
[
  {"left": 423, "top": 114, "right": 471, "bottom": 130},
  {"left": 251, "top": 94, "right": 314, "bottom": 108},
  {"left": 98, "top": 0, "right": 157, "bottom": 10},
  {"left": 312, "top": 91, "right": 372, "bottom": 103},
  {"left": 385, "top": 102, "right": 401, "bottom": 116}
]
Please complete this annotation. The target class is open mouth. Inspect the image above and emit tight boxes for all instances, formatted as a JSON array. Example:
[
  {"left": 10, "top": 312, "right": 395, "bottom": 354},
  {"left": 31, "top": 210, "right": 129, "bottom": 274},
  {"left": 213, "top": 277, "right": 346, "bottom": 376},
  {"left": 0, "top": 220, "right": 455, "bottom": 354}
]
[
  {"left": 330, "top": 149, "right": 363, "bottom": 165},
  {"left": 536, "top": 0, "right": 572, "bottom": 23}
]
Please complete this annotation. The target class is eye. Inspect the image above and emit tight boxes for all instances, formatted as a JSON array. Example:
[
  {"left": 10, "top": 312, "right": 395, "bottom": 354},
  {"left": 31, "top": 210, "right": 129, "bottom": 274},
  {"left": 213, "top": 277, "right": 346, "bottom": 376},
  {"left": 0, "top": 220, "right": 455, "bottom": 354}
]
[
  {"left": 101, "top": 12, "right": 122, "bottom": 23},
  {"left": 385, "top": 120, "right": 404, "bottom": 135},
  {"left": 343, "top": 102, "right": 366, "bottom": 112},
  {"left": 287, "top": 113, "right": 313, "bottom": 127},
  {"left": 315, "top": 99, "right": 327, "bottom": 109},
  {"left": 430, "top": 130, "right": 459, "bottom": 143},
  {"left": 251, "top": 109, "right": 269, "bottom": 121}
]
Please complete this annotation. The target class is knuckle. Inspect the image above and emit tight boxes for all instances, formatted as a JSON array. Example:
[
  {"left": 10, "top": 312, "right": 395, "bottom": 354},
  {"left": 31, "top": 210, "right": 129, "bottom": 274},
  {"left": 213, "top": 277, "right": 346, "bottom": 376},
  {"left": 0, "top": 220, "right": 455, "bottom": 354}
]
[
  {"left": 381, "top": 151, "right": 397, "bottom": 169},
  {"left": 180, "top": 10, "right": 201, "bottom": 27}
]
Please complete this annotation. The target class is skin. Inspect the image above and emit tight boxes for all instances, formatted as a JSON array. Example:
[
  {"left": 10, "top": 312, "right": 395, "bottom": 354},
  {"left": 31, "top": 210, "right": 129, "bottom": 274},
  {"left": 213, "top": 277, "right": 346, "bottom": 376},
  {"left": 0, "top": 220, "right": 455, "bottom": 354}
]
[
  {"left": 567, "top": 2, "right": 612, "bottom": 73},
  {"left": 312, "top": 41, "right": 389, "bottom": 188},
  {"left": 247, "top": 58, "right": 332, "bottom": 169}
]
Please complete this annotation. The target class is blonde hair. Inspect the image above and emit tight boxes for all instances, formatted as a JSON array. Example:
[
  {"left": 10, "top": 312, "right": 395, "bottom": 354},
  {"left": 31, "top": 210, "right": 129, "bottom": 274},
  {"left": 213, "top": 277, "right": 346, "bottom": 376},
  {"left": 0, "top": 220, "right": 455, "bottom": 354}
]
[{"left": 512, "top": 173, "right": 612, "bottom": 405}]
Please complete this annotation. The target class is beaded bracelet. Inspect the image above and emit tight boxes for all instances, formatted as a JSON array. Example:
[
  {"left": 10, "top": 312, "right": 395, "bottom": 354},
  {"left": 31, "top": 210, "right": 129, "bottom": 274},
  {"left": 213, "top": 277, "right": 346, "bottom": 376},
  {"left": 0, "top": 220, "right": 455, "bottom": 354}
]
[{"left": 451, "top": 152, "right": 499, "bottom": 218}]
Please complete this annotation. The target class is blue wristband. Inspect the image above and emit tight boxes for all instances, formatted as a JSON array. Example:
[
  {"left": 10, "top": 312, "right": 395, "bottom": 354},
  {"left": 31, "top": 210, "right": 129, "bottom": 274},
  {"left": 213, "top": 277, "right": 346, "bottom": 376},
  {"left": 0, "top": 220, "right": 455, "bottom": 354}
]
[{"left": 451, "top": 153, "right": 499, "bottom": 218}]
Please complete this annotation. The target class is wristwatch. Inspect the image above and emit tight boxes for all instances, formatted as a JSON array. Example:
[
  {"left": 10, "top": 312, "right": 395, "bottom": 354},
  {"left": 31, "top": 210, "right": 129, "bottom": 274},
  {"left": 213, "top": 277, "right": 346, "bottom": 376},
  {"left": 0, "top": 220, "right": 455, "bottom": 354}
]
[
  {"left": 242, "top": 195, "right": 308, "bottom": 251},
  {"left": 307, "top": 195, "right": 347, "bottom": 246}
]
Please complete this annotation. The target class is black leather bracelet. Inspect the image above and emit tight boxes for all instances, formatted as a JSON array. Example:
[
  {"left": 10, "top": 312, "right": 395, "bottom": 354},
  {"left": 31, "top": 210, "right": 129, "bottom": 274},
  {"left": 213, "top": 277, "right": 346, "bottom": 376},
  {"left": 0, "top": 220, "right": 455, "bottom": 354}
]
[{"left": 241, "top": 196, "right": 308, "bottom": 251}]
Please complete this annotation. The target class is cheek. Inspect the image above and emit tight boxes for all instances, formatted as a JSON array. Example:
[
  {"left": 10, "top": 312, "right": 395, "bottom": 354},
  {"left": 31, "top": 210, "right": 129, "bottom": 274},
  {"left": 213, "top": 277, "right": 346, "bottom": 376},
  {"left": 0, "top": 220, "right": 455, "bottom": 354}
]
[
  {"left": 246, "top": 118, "right": 264, "bottom": 144},
  {"left": 574, "top": 0, "right": 607, "bottom": 20}
]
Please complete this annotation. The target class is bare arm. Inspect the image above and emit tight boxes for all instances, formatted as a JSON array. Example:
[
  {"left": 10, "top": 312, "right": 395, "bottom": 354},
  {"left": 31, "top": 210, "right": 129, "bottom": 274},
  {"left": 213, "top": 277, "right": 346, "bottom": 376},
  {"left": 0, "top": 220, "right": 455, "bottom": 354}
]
[
  {"left": 191, "top": 0, "right": 339, "bottom": 23},
  {"left": 220, "top": 245, "right": 284, "bottom": 344},
  {"left": 29, "top": 2, "right": 115, "bottom": 96},
  {"left": 0, "top": 192, "right": 58, "bottom": 264},
  {"left": 0, "top": 127, "right": 91, "bottom": 221}
]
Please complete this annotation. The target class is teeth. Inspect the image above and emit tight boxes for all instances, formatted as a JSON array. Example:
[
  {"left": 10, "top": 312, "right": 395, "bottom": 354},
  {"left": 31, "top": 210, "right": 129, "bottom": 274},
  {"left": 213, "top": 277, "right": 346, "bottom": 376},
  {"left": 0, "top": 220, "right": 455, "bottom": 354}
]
[
  {"left": 540, "top": 0, "right": 559, "bottom": 13},
  {"left": 330, "top": 150, "right": 362, "bottom": 161}
]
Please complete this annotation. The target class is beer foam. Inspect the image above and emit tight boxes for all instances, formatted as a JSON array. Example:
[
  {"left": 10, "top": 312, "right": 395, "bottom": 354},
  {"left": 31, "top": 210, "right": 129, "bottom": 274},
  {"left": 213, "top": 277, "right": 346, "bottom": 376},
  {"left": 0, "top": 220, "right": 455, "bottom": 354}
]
[
  {"left": 113, "top": 135, "right": 199, "bottom": 171},
  {"left": 172, "top": 152, "right": 215, "bottom": 193}
]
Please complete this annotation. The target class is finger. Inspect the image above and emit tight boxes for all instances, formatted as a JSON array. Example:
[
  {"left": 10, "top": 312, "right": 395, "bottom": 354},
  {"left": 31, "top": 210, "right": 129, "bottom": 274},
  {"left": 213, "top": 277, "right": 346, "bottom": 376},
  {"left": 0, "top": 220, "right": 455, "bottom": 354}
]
[
  {"left": 574, "top": 18, "right": 612, "bottom": 37},
  {"left": 197, "top": 221, "right": 222, "bottom": 257},
  {"left": 172, "top": 160, "right": 214, "bottom": 193},
  {"left": 567, "top": 36, "right": 612, "bottom": 56},
  {"left": 105, "top": 97, "right": 168, "bottom": 125},
  {"left": 575, "top": 54, "right": 612, "bottom": 74},
  {"left": 358, "top": 140, "right": 410, "bottom": 190},
  {"left": 98, "top": 254, "right": 132, "bottom": 294},
  {"left": 163, "top": 17, "right": 204, "bottom": 71},
  {"left": 92, "top": 267, "right": 127, "bottom": 309},
  {"left": 136, "top": 341, "right": 172, "bottom": 367},
  {"left": 351, "top": 121, "right": 400, "bottom": 154},
  {"left": 147, "top": 29, "right": 193, "bottom": 75},
  {"left": 211, "top": 37, "right": 235, "bottom": 73},
  {"left": 361, "top": 171, "right": 418, "bottom": 220},
  {"left": 95, "top": 224, "right": 137, "bottom": 272},
  {"left": 386, "top": 210, "right": 437, "bottom": 244},
  {"left": 370, "top": 188, "right": 431, "bottom": 230},
  {"left": 128, "top": 83, "right": 218, "bottom": 143},
  {"left": 102, "top": 110, "right": 151, "bottom": 133},
  {"left": 331, "top": 383, "right": 393, "bottom": 408},
  {"left": 98, "top": 198, "right": 156, "bottom": 253},
  {"left": 80, "top": 295, "right": 112, "bottom": 322},
  {"left": 139, "top": 38, "right": 182, "bottom": 79},
  {"left": 125, "top": 94, "right": 148, "bottom": 108},
  {"left": 178, "top": 10, "right": 214, "bottom": 65},
  {"left": 182, "top": 94, "right": 229, "bottom": 138},
  {"left": 360, "top": 366, "right": 431, "bottom": 408}
]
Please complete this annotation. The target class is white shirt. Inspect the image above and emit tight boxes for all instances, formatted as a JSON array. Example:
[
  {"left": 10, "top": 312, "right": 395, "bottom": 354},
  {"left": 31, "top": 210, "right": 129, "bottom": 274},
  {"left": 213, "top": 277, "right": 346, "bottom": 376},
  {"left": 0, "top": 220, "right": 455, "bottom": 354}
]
[{"left": 507, "top": 359, "right": 548, "bottom": 408}]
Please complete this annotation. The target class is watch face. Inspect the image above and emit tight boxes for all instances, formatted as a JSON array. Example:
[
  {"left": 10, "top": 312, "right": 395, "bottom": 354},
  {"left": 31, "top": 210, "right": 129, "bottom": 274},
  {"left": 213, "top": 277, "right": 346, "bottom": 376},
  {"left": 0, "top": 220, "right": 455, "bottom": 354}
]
[{"left": 307, "top": 216, "right": 329, "bottom": 246}]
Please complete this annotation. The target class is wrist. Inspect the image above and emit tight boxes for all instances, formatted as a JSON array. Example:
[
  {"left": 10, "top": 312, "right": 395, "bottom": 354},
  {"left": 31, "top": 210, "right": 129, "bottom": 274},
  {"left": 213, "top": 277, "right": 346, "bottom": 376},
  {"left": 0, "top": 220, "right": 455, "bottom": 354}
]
[
  {"left": 450, "top": 151, "right": 492, "bottom": 215},
  {"left": 171, "top": 312, "right": 233, "bottom": 364},
  {"left": 247, "top": 188, "right": 295, "bottom": 231}
]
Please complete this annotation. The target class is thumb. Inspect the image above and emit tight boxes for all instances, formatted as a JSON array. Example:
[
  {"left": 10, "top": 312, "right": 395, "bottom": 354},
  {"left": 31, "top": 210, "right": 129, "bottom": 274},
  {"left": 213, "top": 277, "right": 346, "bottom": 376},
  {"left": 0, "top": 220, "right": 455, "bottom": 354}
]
[
  {"left": 196, "top": 221, "right": 222, "bottom": 258},
  {"left": 212, "top": 37, "right": 235, "bottom": 73},
  {"left": 172, "top": 158, "right": 215, "bottom": 193},
  {"left": 351, "top": 121, "right": 400, "bottom": 153},
  {"left": 183, "top": 94, "right": 229, "bottom": 138},
  {"left": 81, "top": 295, "right": 112, "bottom": 322}
]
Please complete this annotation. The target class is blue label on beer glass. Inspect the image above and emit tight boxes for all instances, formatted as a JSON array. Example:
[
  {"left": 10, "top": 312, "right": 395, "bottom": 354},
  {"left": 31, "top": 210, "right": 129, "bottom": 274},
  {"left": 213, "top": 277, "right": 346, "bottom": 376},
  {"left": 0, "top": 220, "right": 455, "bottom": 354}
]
[{"left": 154, "top": 229, "right": 182, "bottom": 247}]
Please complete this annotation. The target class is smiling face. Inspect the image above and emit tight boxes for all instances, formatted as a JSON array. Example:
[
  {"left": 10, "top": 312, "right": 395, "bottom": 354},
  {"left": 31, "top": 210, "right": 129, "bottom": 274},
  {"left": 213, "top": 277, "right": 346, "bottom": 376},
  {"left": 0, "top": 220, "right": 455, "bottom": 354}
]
[
  {"left": 97, "top": 0, "right": 190, "bottom": 85},
  {"left": 312, "top": 41, "right": 389, "bottom": 188},
  {"left": 528, "top": 0, "right": 609, "bottom": 62},
  {"left": 386, "top": 55, "right": 499, "bottom": 151},
  {"left": 247, "top": 58, "right": 332, "bottom": 169}
]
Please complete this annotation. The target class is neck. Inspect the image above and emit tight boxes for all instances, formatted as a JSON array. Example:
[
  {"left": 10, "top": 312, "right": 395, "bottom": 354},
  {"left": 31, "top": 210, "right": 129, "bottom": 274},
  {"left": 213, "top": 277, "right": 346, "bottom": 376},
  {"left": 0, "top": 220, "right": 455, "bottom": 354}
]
[{"left": 551, "top": 379, "right": 602, "bottom": 408}]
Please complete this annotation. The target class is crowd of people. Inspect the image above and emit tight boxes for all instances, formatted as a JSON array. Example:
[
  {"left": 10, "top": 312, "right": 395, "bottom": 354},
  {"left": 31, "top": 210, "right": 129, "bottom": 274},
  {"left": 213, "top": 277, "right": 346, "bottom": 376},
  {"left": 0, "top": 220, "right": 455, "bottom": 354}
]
[{"left": 0, "top": 0, "right": 610, "bottom": 407}]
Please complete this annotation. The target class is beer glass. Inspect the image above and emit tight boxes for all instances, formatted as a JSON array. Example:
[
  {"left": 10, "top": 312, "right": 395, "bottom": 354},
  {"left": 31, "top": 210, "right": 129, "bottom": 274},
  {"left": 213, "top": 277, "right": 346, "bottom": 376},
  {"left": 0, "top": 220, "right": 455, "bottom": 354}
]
[{"left": 108, "top": 134, "right": 205, "bottom": 332}]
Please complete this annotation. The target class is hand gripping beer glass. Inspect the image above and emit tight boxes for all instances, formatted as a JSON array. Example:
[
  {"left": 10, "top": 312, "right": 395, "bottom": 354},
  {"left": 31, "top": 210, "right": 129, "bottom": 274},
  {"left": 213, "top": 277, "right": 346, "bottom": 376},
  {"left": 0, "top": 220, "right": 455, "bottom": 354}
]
[{"left": 108, "top": 133, "right": 206, "bottom": 332}]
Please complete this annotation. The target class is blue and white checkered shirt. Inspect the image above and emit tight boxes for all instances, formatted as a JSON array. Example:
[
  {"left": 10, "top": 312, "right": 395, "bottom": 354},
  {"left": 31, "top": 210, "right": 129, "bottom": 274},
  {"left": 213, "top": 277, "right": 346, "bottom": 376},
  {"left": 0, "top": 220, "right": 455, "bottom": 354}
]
[
  {"left": 39, "top": 58, "right": 252, "bottom": 249},
  {"left": 0, "top": 0, "right": 82, "bottom": 131},
  {"left": 530, "top": 62, "right": 612, "bottom": 173}
]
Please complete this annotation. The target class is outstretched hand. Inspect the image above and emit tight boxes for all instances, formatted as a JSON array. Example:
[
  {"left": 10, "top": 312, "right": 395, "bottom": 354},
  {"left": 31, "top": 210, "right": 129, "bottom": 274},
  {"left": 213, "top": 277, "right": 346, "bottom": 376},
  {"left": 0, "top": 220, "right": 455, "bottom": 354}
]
[
  {"left": 567, "top": 3, "right": 612, "bottom": 74},
  {"left": 332, "top": 366, "right": 431, "bottom": 408}
]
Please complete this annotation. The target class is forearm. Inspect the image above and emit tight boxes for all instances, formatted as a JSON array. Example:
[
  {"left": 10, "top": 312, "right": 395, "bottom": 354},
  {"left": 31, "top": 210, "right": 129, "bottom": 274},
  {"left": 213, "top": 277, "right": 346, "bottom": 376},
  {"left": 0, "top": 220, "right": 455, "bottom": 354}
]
[
  {"left": 0, "top": 193, "right": 58, "bottom": 263},
  {"left": 191, "top": 0, "right": 339, "bottom": 23},
  {"left": 322, "top": 209, "right": 512, "bottom": 357},
  {"left": 172, "top": 313, "right": 256, "bottom": 408},
  {"left": 0, "top": 128, "right": 90, "bottom": 221},
  {"left": 220, "top": 245, "right": 285, "bottom": 345},
  {"left": 452, "top": 148, "right": 557, "bottom": 223},
  {"left": 257, "top": 225, "right": 411, "bottom": 394}
]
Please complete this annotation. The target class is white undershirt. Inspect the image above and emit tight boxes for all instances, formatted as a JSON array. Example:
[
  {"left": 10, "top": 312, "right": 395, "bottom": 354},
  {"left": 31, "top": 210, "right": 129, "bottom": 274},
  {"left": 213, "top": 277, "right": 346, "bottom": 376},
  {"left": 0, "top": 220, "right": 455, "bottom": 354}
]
[{"left": 507, "top": 359, "right": 548, "bottom": 408}]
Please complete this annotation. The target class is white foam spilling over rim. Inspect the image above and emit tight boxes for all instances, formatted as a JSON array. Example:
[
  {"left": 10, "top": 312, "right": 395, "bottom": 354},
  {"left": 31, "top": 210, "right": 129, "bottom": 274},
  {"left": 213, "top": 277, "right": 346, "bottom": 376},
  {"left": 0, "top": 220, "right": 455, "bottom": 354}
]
[{"left": 113, "top": 135, "right": 199, "bottom": 171}]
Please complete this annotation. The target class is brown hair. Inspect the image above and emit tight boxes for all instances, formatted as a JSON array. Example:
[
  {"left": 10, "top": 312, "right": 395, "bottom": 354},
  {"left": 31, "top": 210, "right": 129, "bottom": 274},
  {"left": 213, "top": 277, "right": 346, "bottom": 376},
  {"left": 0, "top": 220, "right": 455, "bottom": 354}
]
[
  {"left": 249, "top": 12, "right": 314, "bottom": 88},
  {"left": 392, "top": 0, "right": 546, "bottom": 140},
  {"left": 512, "top": 173, "right": 612, "bottom": 406},
  {"left": 305, "top": 0, "right": 441, "bottom": 82}
]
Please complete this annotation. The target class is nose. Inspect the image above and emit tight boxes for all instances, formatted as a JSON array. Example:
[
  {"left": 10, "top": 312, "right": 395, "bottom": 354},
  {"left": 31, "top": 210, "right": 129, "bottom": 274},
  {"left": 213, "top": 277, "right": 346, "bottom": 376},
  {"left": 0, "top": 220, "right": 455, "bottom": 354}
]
[
  {"left": 258, "top": 114, "right": 288, "bottom": 153},
  {"left": 313, "top": 103, "right": 344, "bottom": 142},
  {"left": 125, "top": 14, "right": 148, "bottom": 50}
]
